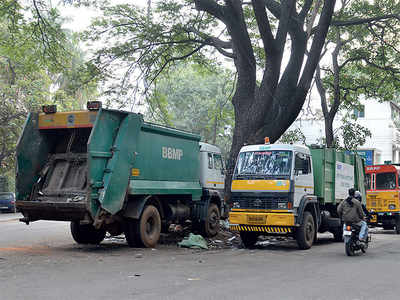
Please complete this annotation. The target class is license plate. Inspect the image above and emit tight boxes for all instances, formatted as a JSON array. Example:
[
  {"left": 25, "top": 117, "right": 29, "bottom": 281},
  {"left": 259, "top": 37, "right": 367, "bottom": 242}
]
[
  {"left": 370, "top": 215, "right": 377, "bottom": 222},
  {"left": 247, "top": 215, "right": 266, "bottom": 225},
  {"left": 343, "top": 230, "right": 352, "bottom": 236}
]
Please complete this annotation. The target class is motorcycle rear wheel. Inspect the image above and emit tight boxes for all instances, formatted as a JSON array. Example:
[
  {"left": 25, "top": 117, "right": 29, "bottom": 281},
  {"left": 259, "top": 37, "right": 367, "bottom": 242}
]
[{"left": 345, "top": 240, "right": 355, "bottom": 256}]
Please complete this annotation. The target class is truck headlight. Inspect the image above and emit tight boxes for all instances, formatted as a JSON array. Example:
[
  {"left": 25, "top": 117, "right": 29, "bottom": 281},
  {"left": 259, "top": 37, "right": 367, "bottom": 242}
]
[
  {"left": 389, "top": 204, "right": 396, "bottom": 210},
  {"left": 233, "top": 202, "right": 240, "bottom": 208},
  {"left": 278, "top": 202, "right": 287, "bottom": 209}
]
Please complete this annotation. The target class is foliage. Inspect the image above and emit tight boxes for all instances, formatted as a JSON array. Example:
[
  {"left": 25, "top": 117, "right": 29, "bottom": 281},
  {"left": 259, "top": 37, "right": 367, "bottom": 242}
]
[
  {"left": 315, "top": 0, "right": 400, "bottom": 147},
  {"left": 339, "top": 117, "right": 372, "bottom": 151},
  {"left": 0, "top": 0, "right": 98, "bottom": 176},
  {"left": 81, "top": 0, "right": 336, "bottom": 194},
  {"left": 277, "top": 128, "right": 306, "bottom": 145},
  {"left": 146, "top": 63, "right": 234, "bottom": 157}
]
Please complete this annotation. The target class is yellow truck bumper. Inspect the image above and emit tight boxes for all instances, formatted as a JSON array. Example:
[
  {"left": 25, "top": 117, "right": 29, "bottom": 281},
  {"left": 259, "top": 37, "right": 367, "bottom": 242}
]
[{"left": 229, "top": 211, "right": 295, "bottom": 233}]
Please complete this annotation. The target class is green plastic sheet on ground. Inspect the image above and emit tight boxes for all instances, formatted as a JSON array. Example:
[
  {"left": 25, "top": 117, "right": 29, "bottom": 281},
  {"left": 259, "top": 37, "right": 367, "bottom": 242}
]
[{"left": 178, "top": 233, "right": 208, "bottom": 249}]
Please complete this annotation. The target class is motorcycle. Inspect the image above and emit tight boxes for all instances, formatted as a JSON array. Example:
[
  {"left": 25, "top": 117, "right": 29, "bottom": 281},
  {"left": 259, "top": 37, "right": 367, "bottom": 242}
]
[{"left": 343, "top": 223, "right": 370, "bottom": 256}]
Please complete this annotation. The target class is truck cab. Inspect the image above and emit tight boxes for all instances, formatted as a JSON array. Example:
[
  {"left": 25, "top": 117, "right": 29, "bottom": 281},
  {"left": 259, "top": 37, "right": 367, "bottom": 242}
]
[
  {"left": 199, "top": 142, "right": 225, "bottom": 191},
  {"left": 229, "top": 141, "right": 364, "bottom": 249},
  {"left": 365, "top": 164, "right": 400, "bottom": 232}
]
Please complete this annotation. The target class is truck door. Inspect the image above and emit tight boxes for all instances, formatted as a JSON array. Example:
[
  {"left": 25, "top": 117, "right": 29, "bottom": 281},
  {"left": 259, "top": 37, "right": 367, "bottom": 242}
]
[
  {"left": 293, "top": 152, "right": 314, "bottom": 207},
  {"left": 204, "top": 153, "right": 225, "bottom": 190}
]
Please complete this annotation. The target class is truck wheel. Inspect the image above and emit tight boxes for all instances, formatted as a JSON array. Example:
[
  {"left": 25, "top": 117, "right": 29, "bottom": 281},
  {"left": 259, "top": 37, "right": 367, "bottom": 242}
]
[
  {"left": 296, "top": 211, "right": 315, "bottom": 250},
  {"left": 240, "top": 231, "right": 258, "bottom": 248},
  {"left": 135, "top": 205, "right": 161, "bottom": 248},
  {"left": 395, "top": 218, "right": 400, "bottom": 234},
  {"left": 203, "top": 204, "right": 220, "bottom": 237},
  {"left": 70, "top": 221, "right": 106, "bottom": 245}
]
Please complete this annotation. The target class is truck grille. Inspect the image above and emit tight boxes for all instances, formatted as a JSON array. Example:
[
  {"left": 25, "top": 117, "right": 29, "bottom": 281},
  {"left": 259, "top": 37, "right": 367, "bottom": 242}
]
[{"left": 232, "top": 193, "right": 290, "bottom": 210}]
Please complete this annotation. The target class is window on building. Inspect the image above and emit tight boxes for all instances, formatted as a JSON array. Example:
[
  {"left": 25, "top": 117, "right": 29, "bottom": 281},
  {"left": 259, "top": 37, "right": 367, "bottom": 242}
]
[{"left": 353, "top": 105, "right": 365, "bottom": 118}]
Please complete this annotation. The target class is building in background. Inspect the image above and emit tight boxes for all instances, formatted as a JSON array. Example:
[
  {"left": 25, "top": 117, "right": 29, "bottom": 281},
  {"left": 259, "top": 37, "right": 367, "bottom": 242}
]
[{"left": 291, "top": 99, "right": 400, "bottom": 165}]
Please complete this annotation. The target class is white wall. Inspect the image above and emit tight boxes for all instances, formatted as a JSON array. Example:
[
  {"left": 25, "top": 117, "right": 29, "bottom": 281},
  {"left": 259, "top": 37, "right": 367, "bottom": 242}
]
[{"left": 291, "top": 99, "right": 399, "bottom": 164}]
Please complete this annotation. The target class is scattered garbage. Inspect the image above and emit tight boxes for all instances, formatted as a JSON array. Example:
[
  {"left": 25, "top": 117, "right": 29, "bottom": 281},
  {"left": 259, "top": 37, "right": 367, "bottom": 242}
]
[
  {"left": 168, "top": 224, "right": 183, "bottom": 232},
  {"left": 178, "top": 233, "right": 208, "bottom": 249},
  {"left": 220, "top": 219, "right": 230, "bottom": 230},
  {"left": 160, "top": 219, "right": 241, "bottom": 250}
]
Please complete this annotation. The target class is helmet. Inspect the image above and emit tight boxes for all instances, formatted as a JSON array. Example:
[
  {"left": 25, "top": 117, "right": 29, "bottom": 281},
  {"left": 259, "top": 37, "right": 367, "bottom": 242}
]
[{"left": 354, "top": 190, "right": 362, "bottom": 201}]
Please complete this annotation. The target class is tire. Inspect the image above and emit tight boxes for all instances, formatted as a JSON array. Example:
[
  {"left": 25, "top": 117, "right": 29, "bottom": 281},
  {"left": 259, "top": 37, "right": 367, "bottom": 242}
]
[
  {"left": 296, "top": 211, "right": 315, "bottom": 250},
  {"left": 202, "top": 204, "right": 220, "bottom": 237},
  {"left": 395, "top": 218, "right": 400, "bottom": 234},
  {"left": 240, "top": 231, "right": 258, "bottom": 248},
  {"left": 345, "top": 239, "right": 355, "bottom": 256},
  {"left": 134, "top": 205, "right": 161, "bottom": 248},
  {"left": 70, "top": 221, "right": 106, "bottom": 245},
  {"left": 331, "top": 227, "right": 343, "bottom": 242}
]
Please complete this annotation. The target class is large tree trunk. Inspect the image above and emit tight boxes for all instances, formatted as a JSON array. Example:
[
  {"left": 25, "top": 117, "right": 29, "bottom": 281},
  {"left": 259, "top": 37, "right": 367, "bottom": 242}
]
[
  {"left": 194, "top": 1, "right": 337, "bottom": 203},
  {"left": 325, "top": 117, "right": 335, "bottom": 147}
]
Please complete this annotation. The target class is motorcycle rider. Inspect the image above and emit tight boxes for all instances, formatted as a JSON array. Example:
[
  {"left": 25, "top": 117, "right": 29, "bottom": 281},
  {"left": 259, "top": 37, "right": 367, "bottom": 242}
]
[
  {"left": 337, "top": 188, "right": 368, "bottom": 243},
  {"left": 354, "top": 190, "right": 370, "bottom": 219}
]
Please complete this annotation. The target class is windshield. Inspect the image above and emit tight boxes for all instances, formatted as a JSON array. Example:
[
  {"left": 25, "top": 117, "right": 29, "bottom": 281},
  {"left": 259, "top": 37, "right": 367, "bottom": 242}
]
[
  {"left": 0, "top": 193, "right": 13, "bottom": 200},
  {"left": 376, "top": 172, "right": 397, "bottom": 190},
  {"left": 235, "top": 150, "right": 292, "bottom": 177}
]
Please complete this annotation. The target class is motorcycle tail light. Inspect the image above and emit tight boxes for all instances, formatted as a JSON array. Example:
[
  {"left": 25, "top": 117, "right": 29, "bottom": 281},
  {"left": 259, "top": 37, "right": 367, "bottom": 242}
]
[{"left": 346, "top": 225, "right": 351, "bottom": 231}]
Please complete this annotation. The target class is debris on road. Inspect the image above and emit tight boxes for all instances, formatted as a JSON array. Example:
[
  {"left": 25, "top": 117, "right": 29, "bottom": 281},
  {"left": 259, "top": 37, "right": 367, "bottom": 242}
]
[{"left": 178, "top": 233, "right": 208, "bottom": 249}]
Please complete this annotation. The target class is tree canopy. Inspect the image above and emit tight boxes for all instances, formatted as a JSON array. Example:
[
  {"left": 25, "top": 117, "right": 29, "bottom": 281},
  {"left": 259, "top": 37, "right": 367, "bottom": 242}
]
[
  {"left": 82, "top": 0, "right": 336, "bottom": 186},
  {"left": 0, "top": 0, "right": 98, "bottom": 176},
  {"left": 146, "top": 63, "right": 234, "bottom": 157},
  {"left": 315, "top": 0, "right": 400, "bottom": 147}
]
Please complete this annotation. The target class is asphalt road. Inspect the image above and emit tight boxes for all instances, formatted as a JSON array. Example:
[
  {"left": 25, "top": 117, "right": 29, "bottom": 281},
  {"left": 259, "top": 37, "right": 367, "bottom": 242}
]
[{"left": 1, "top": 212, "right": 400, "bottom": 300}]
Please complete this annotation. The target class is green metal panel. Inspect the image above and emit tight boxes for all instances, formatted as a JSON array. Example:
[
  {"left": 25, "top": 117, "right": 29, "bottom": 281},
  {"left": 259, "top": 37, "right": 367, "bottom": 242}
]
[
  {"left": 87, "top": 109, "right": 126, "bottom": 217},
  {"left": 129, "top": 122, "right": 202, "bottom": 200},
  {"left": 15, "top": 113, "right": 52, "bottom": 201},
  {"left": 310, "top": 148, "right": 365, "bottom": 204},
  {"left": 87, "top": 110, "right": 203, "bottom": 216},
  {"left": 98, "top": 113, "right": 142, "bottom": 214},
  {"left": 128, "top": 180, "right": 202, "bottom": 196}
]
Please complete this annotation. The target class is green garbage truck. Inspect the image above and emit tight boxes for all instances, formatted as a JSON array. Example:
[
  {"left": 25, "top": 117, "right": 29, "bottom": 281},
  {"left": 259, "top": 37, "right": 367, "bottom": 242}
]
[
  {"left": 16, "top": 103, "right": 225, "bottom": 248},
  {"left": 229, "top": 142, "right": 365, "bottom": 249}
]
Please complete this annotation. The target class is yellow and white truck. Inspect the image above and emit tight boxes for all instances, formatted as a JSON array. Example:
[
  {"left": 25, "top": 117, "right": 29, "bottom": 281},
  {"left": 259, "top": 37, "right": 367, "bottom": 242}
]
[{"left": 229, "top": 141, "right": 365, "bottom": 249}]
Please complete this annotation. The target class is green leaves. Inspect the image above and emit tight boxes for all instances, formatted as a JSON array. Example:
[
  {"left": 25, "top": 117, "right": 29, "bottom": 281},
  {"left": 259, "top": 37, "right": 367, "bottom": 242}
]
[
  {"left": 317, "top": 0, "right": 400, "bottom": 147},
  {"left": 146, "top": 63, "right": 234, "bottom": 157},
  {"left": 0, "top": 1, "right": 99, "bottom": 175}
]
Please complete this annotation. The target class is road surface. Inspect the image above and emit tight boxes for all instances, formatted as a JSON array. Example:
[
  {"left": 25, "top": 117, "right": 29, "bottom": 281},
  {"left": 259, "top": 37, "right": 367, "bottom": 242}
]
[{"left": 1, "top": 212, "right": 399, "bottom": 300}]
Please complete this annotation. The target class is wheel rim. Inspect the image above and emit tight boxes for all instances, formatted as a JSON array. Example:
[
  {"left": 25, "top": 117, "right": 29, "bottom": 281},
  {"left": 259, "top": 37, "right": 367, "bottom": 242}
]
[
  {"left": 208, "top": 209, "right": 218, "bottom": 230},
  {"left": 305, "top": 220, "right": 314, "bottom": 242},
  {"left": 145, "top": 216, "right": 156, "bottom": 236}
]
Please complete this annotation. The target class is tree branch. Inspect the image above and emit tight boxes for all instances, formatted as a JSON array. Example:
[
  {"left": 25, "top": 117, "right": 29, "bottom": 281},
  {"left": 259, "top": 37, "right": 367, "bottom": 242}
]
[
  {"left": 193, "top": 0, "right": 226, "bottom": 22},
  {"left": 332, "top": 14, "right": 400, "bottom": 27},
  {"left": 252, "top": 0, "right": 276, "bottom": 56}
]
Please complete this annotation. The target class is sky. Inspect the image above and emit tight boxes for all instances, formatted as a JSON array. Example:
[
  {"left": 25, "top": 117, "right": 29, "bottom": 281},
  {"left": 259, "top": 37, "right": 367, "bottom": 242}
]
[{"left": 60, "top": 0, "right": 149, "bottom": 31}]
